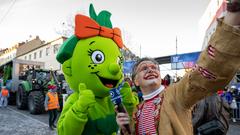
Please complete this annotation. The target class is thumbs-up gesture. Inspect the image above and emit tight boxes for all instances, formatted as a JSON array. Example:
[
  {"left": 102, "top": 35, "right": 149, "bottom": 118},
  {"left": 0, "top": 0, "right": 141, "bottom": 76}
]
[
  {"left": 73, "top": 83, "right": 96, "bottom": 112},
  {"left": 120, "top": 82, "right": 132, "bottom": 101}
]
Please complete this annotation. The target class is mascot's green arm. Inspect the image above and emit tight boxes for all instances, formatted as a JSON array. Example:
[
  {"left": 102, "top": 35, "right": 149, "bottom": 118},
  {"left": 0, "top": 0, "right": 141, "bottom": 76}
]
[
  {"left": 57, "top": 93, "right": 88, "bottom": 135},
  {"left": 121, "top": 82, "right": 139, "bottom": 116},
  {"left": 57, "top": 84, "right": 138, "bottom": 135}
]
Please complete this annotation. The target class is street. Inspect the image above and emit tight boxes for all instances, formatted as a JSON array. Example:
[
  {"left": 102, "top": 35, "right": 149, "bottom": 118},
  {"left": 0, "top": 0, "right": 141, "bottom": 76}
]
[
  {"left": 227, "top": 122, "right": 240, "bottom": 135},
  {"left": 0, "top": 105, "right": 57, "bottom": 135},
  {"left": 0, "top": 105, "right": 240, "bottom": 135}
]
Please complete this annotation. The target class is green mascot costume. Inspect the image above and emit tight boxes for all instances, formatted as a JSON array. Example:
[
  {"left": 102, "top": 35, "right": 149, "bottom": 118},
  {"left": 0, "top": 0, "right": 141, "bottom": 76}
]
[{"left": 56, "top": 4, "right": 138, "bottom": 135}]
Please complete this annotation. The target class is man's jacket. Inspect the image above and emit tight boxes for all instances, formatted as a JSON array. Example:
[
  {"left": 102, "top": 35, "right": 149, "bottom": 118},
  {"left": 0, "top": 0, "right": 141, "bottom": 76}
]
[{"left": 130, "top": 19, "right": 240, "bottom": 135}]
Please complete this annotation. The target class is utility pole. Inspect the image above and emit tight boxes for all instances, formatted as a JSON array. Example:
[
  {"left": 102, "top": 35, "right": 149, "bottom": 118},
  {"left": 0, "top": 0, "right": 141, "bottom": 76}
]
[
  {"left": 175, "top": 36, "right": 178, "bottom": 79},
  {"left": 140, "top": 44, "right": 141, "bottom": 58}
]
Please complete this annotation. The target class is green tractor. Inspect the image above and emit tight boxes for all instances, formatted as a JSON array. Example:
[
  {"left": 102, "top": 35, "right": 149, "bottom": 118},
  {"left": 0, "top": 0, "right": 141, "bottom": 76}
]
[{"left": 16, "top": 68, "right": 64, "bottom": 114}]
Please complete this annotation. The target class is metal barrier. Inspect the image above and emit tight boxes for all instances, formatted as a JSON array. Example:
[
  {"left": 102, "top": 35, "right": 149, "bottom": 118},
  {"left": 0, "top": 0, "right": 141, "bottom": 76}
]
[{"left": 232, "top": 102, "right": 240, "bottom": 120}]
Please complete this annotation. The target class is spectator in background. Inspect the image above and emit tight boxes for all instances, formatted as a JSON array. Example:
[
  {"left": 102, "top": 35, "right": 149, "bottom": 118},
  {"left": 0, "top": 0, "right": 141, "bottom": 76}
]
[
  {"left": 0, "top": 78, "right": 2, "bottom": 90},
  {"left": 0, "top": 86, "right": 9, "bottom": 108},
  {"left": 62, "top": 80, "right": 73, "bottom": 96},
  {"left": 225, "top": 88, "right": 234, "bottom": 105},
  {"left": 124, "top": 77, "right": 133, "bottom": 87},
  {"left": 192, "top": 93, "right": 230, "bottom": 135},
  {"left": 45, "top": 84, "right": 60, "bottom": 130},
  {"left": 234, "top": 86, "right": 240, "bottom": 102},
  {"left": 230, "top": 85, "right": 238, "bottom": 98},
  {"left": 229, "top": 86, "right": 238, "bottom": 123},
  {"left": 162, "top": 74, "right": 171, "bottom": 87}
]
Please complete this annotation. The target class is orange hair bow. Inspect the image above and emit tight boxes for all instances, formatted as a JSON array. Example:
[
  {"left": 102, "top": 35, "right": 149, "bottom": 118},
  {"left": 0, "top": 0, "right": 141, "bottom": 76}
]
[{"left": 75, "top": 14, "right": 123, "bottom": 48}]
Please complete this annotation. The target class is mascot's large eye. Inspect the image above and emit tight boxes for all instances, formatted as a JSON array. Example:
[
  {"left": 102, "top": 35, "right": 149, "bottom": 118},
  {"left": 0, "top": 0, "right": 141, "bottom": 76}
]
[{"left": 91, "top": 50, "right": 105, "bottom": 64}]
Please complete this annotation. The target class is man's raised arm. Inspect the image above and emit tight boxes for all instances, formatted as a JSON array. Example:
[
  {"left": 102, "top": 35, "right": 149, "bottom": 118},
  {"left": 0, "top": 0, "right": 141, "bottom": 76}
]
[{"left": 176, "top": 0, "right": 240, "bottom": 108}]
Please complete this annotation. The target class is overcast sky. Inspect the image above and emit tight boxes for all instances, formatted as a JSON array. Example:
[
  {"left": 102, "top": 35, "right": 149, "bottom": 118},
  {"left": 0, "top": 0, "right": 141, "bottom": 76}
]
[{"left": 0, "top": 0, "right": 210, "bottom": 57}]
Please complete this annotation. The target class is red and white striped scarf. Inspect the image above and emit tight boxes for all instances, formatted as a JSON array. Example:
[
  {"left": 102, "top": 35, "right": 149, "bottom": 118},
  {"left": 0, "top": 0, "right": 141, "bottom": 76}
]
[{"left": 137, "top": 86, "right": 164, "bottom": 135}]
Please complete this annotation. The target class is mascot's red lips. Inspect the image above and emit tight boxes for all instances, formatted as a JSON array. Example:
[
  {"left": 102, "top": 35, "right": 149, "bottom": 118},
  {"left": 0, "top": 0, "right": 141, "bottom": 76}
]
[
  {"left": 105, "top": 84, "right": 114, "bottom": 88},
  {"left": 96, "top": 74, "right": 119, "bottom": 88}
]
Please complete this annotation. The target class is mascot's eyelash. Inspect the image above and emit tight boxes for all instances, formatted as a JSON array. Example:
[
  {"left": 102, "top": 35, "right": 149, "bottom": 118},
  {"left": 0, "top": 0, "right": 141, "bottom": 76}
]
[
  {"left": 88, "top": 49, "right": 94, "bottom": 56},
  {"left": 119, "top": 56, "right": 124, "bottom": 62}
]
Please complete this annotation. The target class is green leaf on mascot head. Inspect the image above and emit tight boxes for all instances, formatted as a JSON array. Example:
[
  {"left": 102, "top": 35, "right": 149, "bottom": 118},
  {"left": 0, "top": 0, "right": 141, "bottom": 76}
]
[
  {"left": 89, "top": 3, "right": 113, "bottom": 28},
  {"left": 56, "top": 35, "right": 79, "bottom": 64},
  {"left": 89, "top": 4, "right": 97, "bottom": 21}
]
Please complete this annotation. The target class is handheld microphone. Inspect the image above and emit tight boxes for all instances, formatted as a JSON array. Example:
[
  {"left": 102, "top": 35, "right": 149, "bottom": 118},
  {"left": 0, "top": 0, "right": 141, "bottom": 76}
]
[{"left": 110, "top": 82, "right": 131, "bottom": 134}]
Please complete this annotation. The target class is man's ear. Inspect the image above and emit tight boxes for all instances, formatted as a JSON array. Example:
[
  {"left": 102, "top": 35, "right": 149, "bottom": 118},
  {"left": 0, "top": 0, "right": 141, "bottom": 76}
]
[{"left": 62, "top": 59, "right": 72, "bottom": 77}]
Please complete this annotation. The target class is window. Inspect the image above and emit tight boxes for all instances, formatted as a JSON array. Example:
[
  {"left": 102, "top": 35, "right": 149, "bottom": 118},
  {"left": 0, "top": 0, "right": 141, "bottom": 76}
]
[
  {"left": 25, "top": 56, "right": 27, "bottom": 60},
  {"left": 34, "top": 52, "right": 37, "bottom": 59},
  {"left": 53, "top": 44, "right": 59, "bottom": 54},
  {"left": 46, "top": 47, "right": 50, "bottom": 56},
  {"left": 29, "top": 54, "right": 32, "bottom": 60},
  {"left": 39, "top": 50, "right": 42, "bottom": 58}
]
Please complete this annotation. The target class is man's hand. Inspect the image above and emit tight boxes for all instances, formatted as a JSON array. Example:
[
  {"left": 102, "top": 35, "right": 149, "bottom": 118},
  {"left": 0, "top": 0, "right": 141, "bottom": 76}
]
[
  {"left": 72, "top": 83, "right": 96, "bottom": 112},
  {"left": 115, "top": 106, "right": 130, "bottom": 134},
  {"left": 224, "top": 0, "right": 240, "bottom": 26}
]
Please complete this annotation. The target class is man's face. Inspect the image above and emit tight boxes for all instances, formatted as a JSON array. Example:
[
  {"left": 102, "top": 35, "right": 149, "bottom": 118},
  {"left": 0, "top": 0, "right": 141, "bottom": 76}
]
[{"left": 134, "top": 61, "right": 161, "bottom": 90}]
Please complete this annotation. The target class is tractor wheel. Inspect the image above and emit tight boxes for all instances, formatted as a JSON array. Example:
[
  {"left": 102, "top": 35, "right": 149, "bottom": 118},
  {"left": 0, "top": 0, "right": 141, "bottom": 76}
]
[
  {"left": 16, "top": 85, "right": 28, "bottom": 109},
  {"left": 28, "top": 91, "right": 45, "bottom": 114},
  {"left": 8, "top": 92, "right": 16, "bottom": 105}
]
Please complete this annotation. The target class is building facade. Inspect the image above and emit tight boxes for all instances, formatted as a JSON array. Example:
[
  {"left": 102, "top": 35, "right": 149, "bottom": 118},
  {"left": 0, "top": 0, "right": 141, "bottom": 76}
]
[
  {"left": 16, "top": 36, "right": 66, "bottom": 71},
  {"left": 199, "top": 0, "right": 227, "bottom": 49},
  {"left": 0, "top": 44, "right": 19, "bottom": 67}
]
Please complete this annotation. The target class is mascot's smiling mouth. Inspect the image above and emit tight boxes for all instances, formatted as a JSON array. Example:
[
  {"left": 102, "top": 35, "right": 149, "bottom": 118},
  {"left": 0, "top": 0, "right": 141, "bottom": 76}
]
[{"left": 95, "top": 74, "right": 119, "bottom": 88}]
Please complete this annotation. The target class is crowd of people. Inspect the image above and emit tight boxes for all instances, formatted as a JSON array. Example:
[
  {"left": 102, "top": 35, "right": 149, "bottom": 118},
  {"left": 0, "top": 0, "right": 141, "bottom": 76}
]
[{"left": 218, "top": 85, "right": 240, "bottom": 123}]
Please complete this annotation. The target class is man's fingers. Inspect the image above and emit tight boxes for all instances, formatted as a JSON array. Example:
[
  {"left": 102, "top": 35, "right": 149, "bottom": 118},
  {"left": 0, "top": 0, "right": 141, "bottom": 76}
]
[
  {"left": 117, "top": 112, "right": 129, "bottom": 118},
  {"left": 116, "top": 112, "right": 130, "bottom": 125},
  {"left": 118, "top": 118, "right": 130, "bottom": 122},
  {"left": 114, "top": 105, "right": 119, "bottom": 113},
  {"left": 119, "top": 120, "right": 130, "bottom": 125}
]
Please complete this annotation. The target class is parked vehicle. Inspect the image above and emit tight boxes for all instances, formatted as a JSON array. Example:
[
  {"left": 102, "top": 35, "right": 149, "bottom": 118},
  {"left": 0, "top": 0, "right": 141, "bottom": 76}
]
[
  {"left": 16, "top": 68, "right": 63, "bottom": 114},
  {"left": 0, "top": 59, "right": 66, "bottom": 114}
]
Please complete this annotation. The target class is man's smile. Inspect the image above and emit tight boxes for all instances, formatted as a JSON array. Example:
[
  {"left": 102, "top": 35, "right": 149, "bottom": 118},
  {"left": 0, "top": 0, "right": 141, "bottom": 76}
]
[{"left": 144, "top": 73, "right": 159, "bottom": 80}]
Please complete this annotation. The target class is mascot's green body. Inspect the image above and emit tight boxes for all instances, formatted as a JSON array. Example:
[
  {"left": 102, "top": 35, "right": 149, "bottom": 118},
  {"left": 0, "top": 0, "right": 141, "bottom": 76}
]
[{"left": 56, "top": 4, "right": 138, "bottom": 135}]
